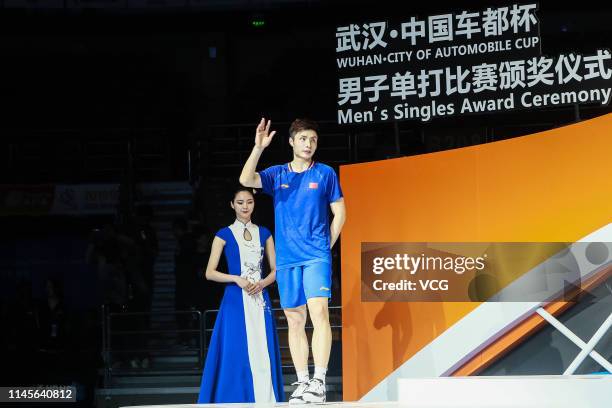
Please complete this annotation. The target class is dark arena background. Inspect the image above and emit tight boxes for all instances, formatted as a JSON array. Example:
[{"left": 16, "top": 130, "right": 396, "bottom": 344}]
[{"left": 0, "top": 1, "right": 611, "bottom": 407}]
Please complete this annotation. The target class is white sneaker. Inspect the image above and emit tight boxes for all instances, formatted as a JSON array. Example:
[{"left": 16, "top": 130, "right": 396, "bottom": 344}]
[
  {"left": 302, "top": 378, "right": 326, "bottom": 403},
  {"left": 289, "top": 380, "right": 309, "bottom": 404}
]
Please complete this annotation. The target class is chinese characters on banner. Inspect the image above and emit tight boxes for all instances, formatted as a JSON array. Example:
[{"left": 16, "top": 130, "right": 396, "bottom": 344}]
[{"left": 335, "top": 3, "right": 612, "bottom": 124}]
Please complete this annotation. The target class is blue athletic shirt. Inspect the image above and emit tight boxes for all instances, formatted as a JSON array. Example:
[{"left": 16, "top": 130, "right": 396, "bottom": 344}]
[{"left": 259, "top": 162, "right": 343, "bottom": 269}]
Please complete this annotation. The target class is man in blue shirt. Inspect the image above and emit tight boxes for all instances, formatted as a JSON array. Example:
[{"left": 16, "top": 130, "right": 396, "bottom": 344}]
[{"left": 240, "top": 118, "right": 346, "bottom": 404}]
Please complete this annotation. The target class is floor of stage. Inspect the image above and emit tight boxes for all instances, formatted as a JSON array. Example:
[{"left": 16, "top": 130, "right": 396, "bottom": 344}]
[
  {"left": 122, "top": 375, "right": 612, "bottom": 407},
  {"left": 123, "top": 403, "right": 409, "bottom": 408}
]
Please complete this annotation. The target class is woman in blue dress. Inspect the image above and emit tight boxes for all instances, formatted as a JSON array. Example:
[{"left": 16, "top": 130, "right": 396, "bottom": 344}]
[{"left": 198, "top": 188, "right": 284, "bottom": 403}]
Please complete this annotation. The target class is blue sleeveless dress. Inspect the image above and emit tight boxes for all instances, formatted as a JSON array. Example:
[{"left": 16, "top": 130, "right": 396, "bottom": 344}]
[{"left": 197, "top": 220, "right": 284, "bottom": 403}]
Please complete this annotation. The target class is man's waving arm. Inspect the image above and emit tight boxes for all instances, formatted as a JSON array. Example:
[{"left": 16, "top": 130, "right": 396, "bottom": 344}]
[{"left": 239, "top": 117, "right": 276, "bottom": 188}]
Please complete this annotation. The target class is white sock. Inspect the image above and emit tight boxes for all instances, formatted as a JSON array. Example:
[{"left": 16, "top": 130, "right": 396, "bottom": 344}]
[
  {"left": 297, "top": 369, "right": 309, "bottom": 383},
  {"left": 314, "top": 366, "right": 327, "bottom": 382}
]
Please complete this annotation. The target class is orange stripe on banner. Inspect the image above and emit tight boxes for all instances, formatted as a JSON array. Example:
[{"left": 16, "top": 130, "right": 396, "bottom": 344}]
[
  {"left": 451, "top": 264, "right": 612, "bottom": 377},
  {"left": 341, "top": 113, "right": 612, "bottom": 401}
]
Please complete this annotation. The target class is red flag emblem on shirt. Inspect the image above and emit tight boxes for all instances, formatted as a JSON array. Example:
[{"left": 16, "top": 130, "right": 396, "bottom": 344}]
[{"left": 309, "top": 182, "right": 318, "bottom": 189}]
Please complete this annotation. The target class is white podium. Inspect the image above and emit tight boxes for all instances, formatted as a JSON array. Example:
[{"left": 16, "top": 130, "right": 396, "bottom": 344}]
[{"left": 398, "top": 375, "right": 612, "bottom": 408}]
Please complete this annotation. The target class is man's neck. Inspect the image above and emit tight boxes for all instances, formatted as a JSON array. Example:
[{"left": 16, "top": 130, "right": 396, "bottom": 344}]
[{"left": 290, "top": 157, "right": 313, "bottom": 173}]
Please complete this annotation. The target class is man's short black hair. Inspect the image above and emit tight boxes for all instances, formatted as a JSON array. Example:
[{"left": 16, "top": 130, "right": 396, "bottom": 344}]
[{"left": 289, "top": 118, "right": 319, "bottom": 139}]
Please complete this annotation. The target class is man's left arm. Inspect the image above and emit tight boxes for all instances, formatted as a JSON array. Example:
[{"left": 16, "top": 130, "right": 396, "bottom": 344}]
[{"left": 330, "top": 198, "right": 346, "bottom": 248}]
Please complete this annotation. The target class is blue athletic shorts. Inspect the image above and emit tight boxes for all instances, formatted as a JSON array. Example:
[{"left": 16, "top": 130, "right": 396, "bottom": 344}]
[{"left": 276, "top": 262, "right": 332, "bottom": 309}]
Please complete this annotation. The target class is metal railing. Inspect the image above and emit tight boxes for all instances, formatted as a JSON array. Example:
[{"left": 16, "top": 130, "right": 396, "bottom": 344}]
[
  {"left": 202, "top": 305, "right": 342, "bottom": 370},
  {"left": 1, "top": 127, "right": 178, "bottom": 184},
  {"left": 101, "top": 305, "right": 204, "bottom": 387},
  {"left": 101, "top": 303, "right": 343, "bottom": 386}
]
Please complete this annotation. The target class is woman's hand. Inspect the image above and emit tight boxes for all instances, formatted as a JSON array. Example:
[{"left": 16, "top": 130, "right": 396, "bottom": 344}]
[
  {"left": 247, "top": 281, "right": 265, "bottom": 296},
  {"left": 235, "top": 277, "right": 254, "bottom": 292}
]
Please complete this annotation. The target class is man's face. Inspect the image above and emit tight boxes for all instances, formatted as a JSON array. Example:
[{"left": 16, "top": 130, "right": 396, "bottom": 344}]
[{"left": 290, "top": 129, "right": 318, "bottom": 161}]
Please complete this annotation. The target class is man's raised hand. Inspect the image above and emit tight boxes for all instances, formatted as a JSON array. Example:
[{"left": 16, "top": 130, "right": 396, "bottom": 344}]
[{"left": 254, "top": 117, "right": 276, "bottom": 149}]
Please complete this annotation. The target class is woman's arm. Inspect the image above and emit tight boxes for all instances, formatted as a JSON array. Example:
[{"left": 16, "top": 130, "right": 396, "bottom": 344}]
[
  {"left": 247, "top": 235, "right": 276, "bottom": 295},
  {"left": 205, "top": 236, "right": 252, "bottom": 290}
]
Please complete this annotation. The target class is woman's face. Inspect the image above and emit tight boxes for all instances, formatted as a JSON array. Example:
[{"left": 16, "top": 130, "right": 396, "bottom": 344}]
[{"left": 231, "top": 191, "right": 255, "bottom": 220}]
